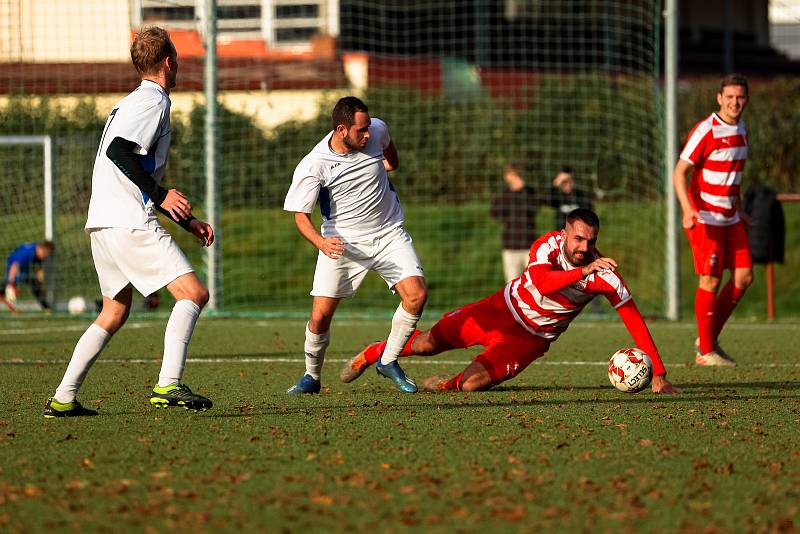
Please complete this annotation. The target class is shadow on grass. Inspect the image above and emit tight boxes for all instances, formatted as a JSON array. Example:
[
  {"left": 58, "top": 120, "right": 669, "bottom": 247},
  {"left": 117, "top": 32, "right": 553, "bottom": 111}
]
[
  {"left": 495, "top": 380, "right": 800, "bottom": 392},
  {"left": 198, "top": 381, "right": 800, "bottom": 417}
]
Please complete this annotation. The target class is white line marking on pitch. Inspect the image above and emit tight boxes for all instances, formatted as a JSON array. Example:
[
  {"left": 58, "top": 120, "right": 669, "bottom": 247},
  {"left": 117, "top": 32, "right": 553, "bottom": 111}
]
[
  {"left": 1, "top": 320, "right": 796, "bottom": 337},
  {"left": 3, "top": 357, "right": 800, "bottom": 368}
]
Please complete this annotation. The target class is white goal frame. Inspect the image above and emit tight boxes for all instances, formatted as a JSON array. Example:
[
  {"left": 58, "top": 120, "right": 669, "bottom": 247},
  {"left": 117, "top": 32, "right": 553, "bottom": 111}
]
[{"left": 0, "top": 135, "right": 55, "bottom": 306}]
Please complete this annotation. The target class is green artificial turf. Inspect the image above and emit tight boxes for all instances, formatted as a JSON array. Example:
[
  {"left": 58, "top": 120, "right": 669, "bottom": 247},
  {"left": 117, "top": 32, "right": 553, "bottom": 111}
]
[{"left": 1, "top": 316, "right": 799, "bottom": 532}]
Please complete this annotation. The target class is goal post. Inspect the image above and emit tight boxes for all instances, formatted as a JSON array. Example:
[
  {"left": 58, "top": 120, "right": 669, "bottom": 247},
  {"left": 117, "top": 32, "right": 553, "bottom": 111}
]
[{"left": 0, "top": 135, "right": 56, "bottom": 308}]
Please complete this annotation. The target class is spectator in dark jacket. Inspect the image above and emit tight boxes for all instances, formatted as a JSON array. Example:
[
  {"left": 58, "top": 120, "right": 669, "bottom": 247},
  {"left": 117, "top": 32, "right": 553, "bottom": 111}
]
[
  {"left": 490, "top": 163, "right": 540, "bottom": 282},
  {"left": 549, "top": 166, "right": 593, "bottom": 230}
]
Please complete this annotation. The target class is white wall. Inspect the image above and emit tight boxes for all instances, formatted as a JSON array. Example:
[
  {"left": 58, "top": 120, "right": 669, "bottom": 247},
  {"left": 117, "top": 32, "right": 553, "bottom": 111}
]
[{"left": 0, "top": 0, "right": 131, "bottom": 62}]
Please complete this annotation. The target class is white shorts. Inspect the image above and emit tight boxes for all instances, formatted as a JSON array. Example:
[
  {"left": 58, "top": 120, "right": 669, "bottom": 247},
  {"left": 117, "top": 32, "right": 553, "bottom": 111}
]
[
  {"left": 89, "top": 220, "right": 194, "bottom": 299},
  {"left": 311, "top": 226, "right": 424, "bottom": 298}
]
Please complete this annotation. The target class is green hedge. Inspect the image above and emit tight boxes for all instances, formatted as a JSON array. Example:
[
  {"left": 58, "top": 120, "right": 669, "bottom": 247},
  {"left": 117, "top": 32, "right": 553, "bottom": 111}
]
[{"left": 1, "top": 76, "right": 797, "bottom": 210}]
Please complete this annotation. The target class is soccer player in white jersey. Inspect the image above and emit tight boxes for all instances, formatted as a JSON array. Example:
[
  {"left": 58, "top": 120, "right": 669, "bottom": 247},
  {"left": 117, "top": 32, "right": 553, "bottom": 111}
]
[
  {"left": 342, "top": 209, "right": 677, "bottom": 394},
  {"left": 44, "top": 27, "right": 215, "bottom": 417},
  {"left": 284, "top": 96, "right": 427, "bottom": 394},
  {"left": 673, "top": 74, "right": 753, "bottom": 367}
]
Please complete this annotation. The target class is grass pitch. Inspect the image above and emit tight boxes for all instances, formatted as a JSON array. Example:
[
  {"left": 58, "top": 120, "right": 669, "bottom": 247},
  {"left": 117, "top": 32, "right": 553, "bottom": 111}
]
[{"left": 1, "top": 316, "right": 799, "bottom": 533}]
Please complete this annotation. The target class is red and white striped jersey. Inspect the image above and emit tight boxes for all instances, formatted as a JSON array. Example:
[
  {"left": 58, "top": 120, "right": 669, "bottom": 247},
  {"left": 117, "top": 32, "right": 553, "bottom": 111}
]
[
  {"left": 503, "top": 231, "right": 632, "bottom": 340},
  {"left": 679, "top": 112, "right": 748, "bottom": 226}
]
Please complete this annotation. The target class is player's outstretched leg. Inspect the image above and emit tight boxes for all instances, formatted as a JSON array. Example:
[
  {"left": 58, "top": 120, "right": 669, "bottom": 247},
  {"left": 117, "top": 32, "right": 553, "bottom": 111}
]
[
  {"left": 148, "top": 383, "right": 212, "bottom": 411},
  {"left": 44, "top": 398, "right": 98, "bottom": 418},
  {"left": 341, "top": 342, "right": 382, "bottom": 383},
  {"left": 341, "top": 330, "right": 423, "bottom": 384}
]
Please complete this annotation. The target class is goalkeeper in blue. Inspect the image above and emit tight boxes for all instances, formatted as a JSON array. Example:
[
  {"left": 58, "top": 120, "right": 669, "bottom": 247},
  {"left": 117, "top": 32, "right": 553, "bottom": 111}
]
[
  {"left": 2, "top": 240, "right": 55, "bottom": 312},
  {"left": 44, "top": 27, "right": 214, "bottom": 418}
]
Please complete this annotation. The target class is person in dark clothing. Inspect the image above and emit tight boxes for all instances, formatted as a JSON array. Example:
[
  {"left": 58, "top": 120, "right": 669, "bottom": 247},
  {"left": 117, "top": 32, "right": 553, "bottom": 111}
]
[
  {"left": 549, "top": 166, "right": 593, "bottom": 230},
  {"left": 490, "top": 163, "right": 540, "bottom": 282}
]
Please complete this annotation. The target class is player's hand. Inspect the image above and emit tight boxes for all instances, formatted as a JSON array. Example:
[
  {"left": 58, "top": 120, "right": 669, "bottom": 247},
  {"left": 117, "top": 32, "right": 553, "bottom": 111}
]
[
  {"left": 319, "top": 237, "right": 345, "bottom": 259},
  {"left": 740, "top": 211, "right": 753, "bottom": 230},
  {"left": 651, "top": 374, "right": 677, "bottom": 394},
  {"left": 160, "top": 189, "right": 192, "bottom": 221},
  {"left": 188, "top": 219, "right": 214, "bottom": 247},
  {"left": 4, "top": 284, "right": 19, "bottom": 313},
  {"left": 681, "top": 209, "right": 699, "bottom": 229},
  {"left": 581, "top": 257, "right": 618, "bottom": 277}
]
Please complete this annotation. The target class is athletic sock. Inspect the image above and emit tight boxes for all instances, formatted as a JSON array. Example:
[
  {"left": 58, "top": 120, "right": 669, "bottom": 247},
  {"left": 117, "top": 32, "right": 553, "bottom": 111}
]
[
  {"left": 695, "top": 288, "right": 717, "bottom": 354},
  {"left": 439, "top": 370, "right": 465, "bottom": 391},
  {"left": 304, "top": 322, "right": 330, "bottom": 380},
  {"left": 380, "top": 304, "right": 421, "bottom": 365},
  {"left": 158, "top": 300, "right": 201, "bottom": 387},
  {"left": 712, "top": 281, "right": 746, "bottom": 340},
  {"left": 54, "top": 323, "right": 111, "bottom": 403},
  {"left": 364, "top": 330, "right": 422, "bottom": 365}
]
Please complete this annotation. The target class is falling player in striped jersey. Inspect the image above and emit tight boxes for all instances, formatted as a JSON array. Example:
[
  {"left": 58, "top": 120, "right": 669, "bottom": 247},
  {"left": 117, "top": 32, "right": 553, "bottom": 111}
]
[
  {"left": 342, "top": 209, "right": 677, "bottom": 393},
  {"left": 673, "top": 74, "right": 753, "bottom": 366}
]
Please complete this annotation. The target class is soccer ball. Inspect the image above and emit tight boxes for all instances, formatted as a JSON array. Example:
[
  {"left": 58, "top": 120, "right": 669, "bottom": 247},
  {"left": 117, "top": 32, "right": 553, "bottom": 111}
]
[
  {"left": 608, "top": 348, "right": 653, "bottom": 393},
  {"left": 67, "top": 296, "right": 88, "bottom": 315}
]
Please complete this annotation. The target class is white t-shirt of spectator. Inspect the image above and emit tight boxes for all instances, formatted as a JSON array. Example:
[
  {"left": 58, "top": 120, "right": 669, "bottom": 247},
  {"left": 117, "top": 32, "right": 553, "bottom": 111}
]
[
  {"left": 86, "top": 80, "right": 172, "bottom": 231},
  {"left": 283, "top": 118, "right": 405, "bottom": 241}
]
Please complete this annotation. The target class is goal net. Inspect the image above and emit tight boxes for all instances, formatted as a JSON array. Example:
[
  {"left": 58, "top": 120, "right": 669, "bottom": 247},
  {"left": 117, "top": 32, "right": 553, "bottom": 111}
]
[{"left": 0, "top": 0, "right": 666, "bottom": 317}]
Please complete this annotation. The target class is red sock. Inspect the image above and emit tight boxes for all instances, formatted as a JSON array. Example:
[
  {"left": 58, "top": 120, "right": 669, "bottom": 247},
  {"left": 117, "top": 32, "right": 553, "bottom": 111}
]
[
  {"left": 439, "top": 370, "right": 465, "bottom": 391},
  {"left": 713, "top": 281, "right": 746, "bottom": 340},
  {"left": 363, "top": 330, "right": 422, "bottom": 364},
  {"left": 695, "top": 288, "right": 717, "bottom": 354}
]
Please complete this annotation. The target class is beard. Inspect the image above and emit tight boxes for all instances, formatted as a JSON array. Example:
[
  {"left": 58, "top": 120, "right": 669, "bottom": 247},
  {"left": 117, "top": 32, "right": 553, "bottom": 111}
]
[
  {"left": 566, "top": 249, "right": 592, "bottom": 266},
  {"left": 344, "top": 136, "right": 366, "bottom": 152}
]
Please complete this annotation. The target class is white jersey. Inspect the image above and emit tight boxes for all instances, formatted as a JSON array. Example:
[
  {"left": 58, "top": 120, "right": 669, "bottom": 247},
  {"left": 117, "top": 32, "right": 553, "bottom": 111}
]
[
  {"left": 86, "top": 80, "right": 172, "bottom": 230},
  {"left": 283, "top": 118, "right": 405, "bottom": 241}
]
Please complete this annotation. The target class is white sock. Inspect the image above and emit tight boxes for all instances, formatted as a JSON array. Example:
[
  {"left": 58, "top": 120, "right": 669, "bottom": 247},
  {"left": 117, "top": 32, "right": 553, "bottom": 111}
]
[
  {"left": 380, "top": 304, "right": 421, "bottom": 365},
  {"left": 304, "top": 322, "right": 329, "bottom": 380},
  {"left": 158, "top": 300, "right": 201, "bottom": 387},
  {"left": 54, "top": 324, "right": 111, "bottom": 403}
]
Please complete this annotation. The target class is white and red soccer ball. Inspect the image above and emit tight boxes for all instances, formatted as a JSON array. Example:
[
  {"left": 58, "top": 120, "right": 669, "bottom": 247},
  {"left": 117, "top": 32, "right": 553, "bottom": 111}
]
[{"left": 608, "top": 348, "right": 653, "bottom": 393}]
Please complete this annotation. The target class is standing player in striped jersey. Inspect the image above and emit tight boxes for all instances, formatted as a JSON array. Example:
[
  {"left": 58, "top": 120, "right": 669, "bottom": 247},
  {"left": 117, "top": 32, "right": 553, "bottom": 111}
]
[
  {"left": 284, "top": 96, "right": 427, "bottom": 394},
  {"left": 44, "top": 27, "right": 215, "bottom": 418},
  {"left": 341, "top": 209, "right": 677, "bottom": 394},
  {"left": 673, "top": 74, "right": 753, "bottom": 366}
]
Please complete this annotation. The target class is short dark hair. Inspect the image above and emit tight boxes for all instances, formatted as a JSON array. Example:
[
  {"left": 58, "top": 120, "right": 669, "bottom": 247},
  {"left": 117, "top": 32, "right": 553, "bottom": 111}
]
[
  {"left": 131, "top": 26, "right": 175, "bottom": 76},
  {"left": 332, "top": 96, "right": 368, "bottom": 131},
  {"left": 559, "top": 165, "right": 574, "bottom": 175},
  {"left": 566, "top": 208, "right": 600, "bottom": 229},
  {"left": 39, "top": 240, "right": 55, "bottom": 252},
  {"left": 719, "top": 73, "right": 748, "bottom": 96}
]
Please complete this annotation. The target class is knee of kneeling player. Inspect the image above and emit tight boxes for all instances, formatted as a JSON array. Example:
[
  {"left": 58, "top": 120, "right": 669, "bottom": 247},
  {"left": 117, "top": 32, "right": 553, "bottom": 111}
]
[
  {"left": 737, "top": 272, "right": 754, "bottom": 290},
  {"left": 191, "top": 288, "right": 210, "bottom": 308},
  {"left": 460, "top": 374, "right": 493, "bottom": 392}
]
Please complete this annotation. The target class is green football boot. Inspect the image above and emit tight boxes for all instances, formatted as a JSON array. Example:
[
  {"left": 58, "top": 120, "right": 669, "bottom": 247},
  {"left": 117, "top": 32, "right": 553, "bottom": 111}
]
[
  {"left": 43, "top": 397, "right": 99, "bottom": 418},
  {"left": 148, "top": 383, "right": 213, "bottom": 412}
]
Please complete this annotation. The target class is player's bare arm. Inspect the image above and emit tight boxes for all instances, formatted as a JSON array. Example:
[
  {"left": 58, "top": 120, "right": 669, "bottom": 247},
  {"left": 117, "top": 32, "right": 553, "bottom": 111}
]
[
  {"left": 383, "top": 140, "right": 399, "bottom": 172},
  {"left": 188, "top": 219, "right": 214, "bottom": 247},
  {"left": 672, "top": 159, "right": 700, "bottom": 228},
  {"left": 293, "top": 212, "right": 345, "bottom": 259}
]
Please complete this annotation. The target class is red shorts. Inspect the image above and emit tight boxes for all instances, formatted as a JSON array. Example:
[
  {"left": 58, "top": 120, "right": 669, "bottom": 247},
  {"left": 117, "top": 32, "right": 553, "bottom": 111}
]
[
  {"left": 685, "top": 221, "right": 752, "bottom": 277},
  {"left": 430, "top": 291, "right": 550, "bottom": 386}
]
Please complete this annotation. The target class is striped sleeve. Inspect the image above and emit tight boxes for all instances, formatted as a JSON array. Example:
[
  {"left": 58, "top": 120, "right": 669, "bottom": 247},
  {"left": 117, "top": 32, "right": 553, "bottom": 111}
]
[{"left": 679, "top": 120, "right": 711, "bottom": 166}]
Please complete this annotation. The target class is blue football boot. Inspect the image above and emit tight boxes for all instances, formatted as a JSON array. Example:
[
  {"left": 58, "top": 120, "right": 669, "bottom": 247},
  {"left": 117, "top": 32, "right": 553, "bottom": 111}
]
[
  {"left": 375, "top": 360, "right": 418, "bottom": 393},
  {"left": 287, "top": 374, "right": 321, "bottom": 394}
]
